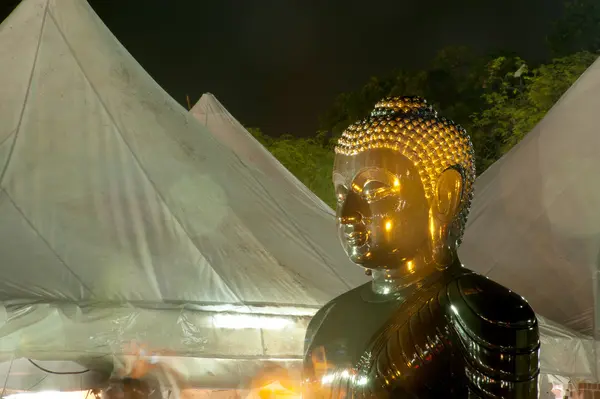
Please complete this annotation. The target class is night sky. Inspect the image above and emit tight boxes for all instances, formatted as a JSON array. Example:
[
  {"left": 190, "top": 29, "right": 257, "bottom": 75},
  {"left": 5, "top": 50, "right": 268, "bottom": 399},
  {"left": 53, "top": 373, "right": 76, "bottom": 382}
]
[{"left": 2, "top": 0, "right": 564, "bottom": 136}]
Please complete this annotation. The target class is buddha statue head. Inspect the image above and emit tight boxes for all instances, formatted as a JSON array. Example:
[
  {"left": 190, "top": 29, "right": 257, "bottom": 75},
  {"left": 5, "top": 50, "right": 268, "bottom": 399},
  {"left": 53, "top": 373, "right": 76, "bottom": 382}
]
[{"left": 333, "top": 96, "right": 475, "bottom": 276}]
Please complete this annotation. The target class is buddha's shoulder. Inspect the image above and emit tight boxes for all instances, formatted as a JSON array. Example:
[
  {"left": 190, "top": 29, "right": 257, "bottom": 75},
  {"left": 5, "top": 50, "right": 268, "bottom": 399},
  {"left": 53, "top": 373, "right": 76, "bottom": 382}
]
[
  {"left": 305, "top": 282, "right": 369, "bottom": 335},
  {"left": 443, "top": 271, "right": 539, "bottom": 350},
  {"left": 304, "top": 282, "right": 371, "bottom": 356},
  {"left": 311, "top": 282, "right": 371, "bottom": 321},
  {"left": 447, "top": 272, "right": 536, "bottom": 319}
]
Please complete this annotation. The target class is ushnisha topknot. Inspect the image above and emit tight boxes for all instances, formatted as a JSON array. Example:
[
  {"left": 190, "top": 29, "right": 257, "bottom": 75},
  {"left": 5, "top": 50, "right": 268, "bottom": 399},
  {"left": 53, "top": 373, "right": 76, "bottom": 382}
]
[{"left": 334, "top": 96, "right": 476, "bottom": 241}]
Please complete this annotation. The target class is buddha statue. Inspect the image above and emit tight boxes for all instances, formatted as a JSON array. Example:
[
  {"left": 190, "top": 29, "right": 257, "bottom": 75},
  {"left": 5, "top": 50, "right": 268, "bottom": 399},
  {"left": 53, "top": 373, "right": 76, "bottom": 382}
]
[{"left": 302, "top": 97, "right": 540, "bottom": 398}]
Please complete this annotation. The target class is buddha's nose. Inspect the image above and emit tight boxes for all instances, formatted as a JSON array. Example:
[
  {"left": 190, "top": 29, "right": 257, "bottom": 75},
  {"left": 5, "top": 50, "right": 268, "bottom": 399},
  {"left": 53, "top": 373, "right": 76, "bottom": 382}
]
[{"left": 338, "top": 192, "right": 364, "bottom": 225}]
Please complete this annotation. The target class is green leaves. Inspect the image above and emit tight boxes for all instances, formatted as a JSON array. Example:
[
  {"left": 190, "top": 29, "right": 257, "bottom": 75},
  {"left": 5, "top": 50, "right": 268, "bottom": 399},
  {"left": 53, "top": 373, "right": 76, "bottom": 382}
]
[
  {"left": 548, "top": 0, "right": 600, "bottom": 57},
  {"left": 247, "top": 128, "right": 336, "bottom": 207},
  {"left": 472, "top": 51, "right": 595, "bottom": 158}
]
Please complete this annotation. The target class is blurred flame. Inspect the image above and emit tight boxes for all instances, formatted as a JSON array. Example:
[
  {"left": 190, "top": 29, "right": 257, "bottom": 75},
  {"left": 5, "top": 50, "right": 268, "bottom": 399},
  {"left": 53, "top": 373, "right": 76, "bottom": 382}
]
[
  {"left": 120, "top": 341, "right": 167, "bottom": 379},
  {"left": 307, "top": 346, "right": 351, "bottom": 398},
  {"left": 118, "top": 340, "right": 186, "bottom": 399},
  {"left": 246, "top": 362, "right": 302, "bottom": 399},
  {"left": 311, "top": 346, "right": 332, "bottom": 377},
  {"left": 256, "top": 382, "right": 299, "bottom": 399}
]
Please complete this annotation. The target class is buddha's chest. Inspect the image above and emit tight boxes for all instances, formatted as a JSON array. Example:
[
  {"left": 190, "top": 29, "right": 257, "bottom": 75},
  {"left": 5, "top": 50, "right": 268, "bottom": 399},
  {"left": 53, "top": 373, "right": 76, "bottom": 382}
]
[
  {"left": 306, "top": 298, "right": 402, "bottom": 371},
  {"left": 302, "top": 279, "right": 464, "bottom": 398}
]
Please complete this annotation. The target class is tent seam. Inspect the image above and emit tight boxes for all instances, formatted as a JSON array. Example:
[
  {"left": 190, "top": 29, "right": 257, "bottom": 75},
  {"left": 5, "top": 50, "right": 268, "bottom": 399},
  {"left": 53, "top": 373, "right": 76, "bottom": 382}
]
[
  {"left": 46, "top": 10, "right": 247, "bottom": 307},
  {"left": 0, "top": 129, "right": 16, "bottom": 150},
  {"left": 0, "top": 0, "right": 49, "bottom": 188},
  {"left": 0, "top": 355, "right": 15, "bottom": 399},
  {"left": 2, "top": 188, "right": 94, "bottom": 295}
]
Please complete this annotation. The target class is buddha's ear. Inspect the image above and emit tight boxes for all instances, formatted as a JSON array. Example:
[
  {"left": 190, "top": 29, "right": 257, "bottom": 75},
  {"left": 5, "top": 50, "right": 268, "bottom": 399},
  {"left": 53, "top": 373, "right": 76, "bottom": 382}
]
[{"left": 433, "top": 167, "right": 463, "bottom": 222}]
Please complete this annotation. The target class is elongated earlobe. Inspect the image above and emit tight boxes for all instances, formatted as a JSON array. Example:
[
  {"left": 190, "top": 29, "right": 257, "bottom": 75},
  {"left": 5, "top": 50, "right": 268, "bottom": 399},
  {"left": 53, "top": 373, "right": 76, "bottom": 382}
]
[
  {"left": 429, "top": 168, "right": 464, "bottom": 267},
  {"left": 434, "top": 168, "right": 463, "bottom": 220}
]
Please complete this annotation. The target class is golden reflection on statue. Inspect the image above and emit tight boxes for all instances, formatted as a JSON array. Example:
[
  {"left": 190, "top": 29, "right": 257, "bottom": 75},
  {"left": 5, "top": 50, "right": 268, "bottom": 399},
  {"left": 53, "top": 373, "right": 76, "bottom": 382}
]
[{"left": 302, "top": 97, "right": 540, "bottom": 398}]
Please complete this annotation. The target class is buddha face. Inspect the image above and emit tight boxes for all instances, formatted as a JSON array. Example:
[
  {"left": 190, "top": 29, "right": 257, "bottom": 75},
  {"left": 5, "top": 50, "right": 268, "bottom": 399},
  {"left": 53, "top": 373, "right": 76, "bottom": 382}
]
[{"left": 333, "top": 148, "right": 430, "bottom": 269}]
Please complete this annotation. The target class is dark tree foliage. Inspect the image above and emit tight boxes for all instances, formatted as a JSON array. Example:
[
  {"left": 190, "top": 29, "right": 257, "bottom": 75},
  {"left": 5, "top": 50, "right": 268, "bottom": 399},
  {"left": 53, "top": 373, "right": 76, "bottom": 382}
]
[{"left": 548, "top": 0, "right": 600, "bottom": 57}]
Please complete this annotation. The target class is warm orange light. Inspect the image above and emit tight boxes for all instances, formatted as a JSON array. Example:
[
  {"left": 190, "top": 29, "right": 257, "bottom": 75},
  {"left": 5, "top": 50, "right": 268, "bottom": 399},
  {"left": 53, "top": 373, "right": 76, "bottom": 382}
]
[
  {"left": 257, "top": 382, "right": 301, "bottom": 399},
  {"left": 119, "top": 341, "right": 177, "bottom": 379},
  {"left": 384, "top": 220, "right": 392, "bottom": 231},
  {"left": 428, "top": 210, "right": 435, "bottom": 237}
]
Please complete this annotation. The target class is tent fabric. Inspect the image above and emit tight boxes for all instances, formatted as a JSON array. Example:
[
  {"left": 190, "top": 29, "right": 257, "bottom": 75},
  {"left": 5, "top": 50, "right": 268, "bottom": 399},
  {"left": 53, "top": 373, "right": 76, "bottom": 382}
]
[
  {"left": 190, "top": 93, "right": 332, "bottom": 215},
  {"left": 459, "top": 56, "right": 600, "bottom": 379},
  {"left": 537, "top": 315, "right": 599, "bottom": 380},
  {"left": 0, "top": 0, "right": 367, "bottom": 388}
]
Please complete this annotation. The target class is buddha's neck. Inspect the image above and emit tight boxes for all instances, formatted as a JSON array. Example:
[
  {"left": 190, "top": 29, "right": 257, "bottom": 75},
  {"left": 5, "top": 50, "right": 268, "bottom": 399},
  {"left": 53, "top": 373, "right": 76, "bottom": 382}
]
[
  {"left": 371, "top": 268, "right": 425, "bottom": 296},
  {"left": 370, "top": 255, "right": 453, "bottom": 296}
]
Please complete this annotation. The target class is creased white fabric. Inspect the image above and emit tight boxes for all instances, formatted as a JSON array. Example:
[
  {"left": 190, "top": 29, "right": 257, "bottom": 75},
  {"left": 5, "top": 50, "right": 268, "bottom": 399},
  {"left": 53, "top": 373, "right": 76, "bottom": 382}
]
[
  {"left": 0, "top": 0, "right": 367, "bottom": 306},
  {"left": 460, "top": 56, "right": 600, "bottom": 380},
  {"left": 0, "top": 0, "right": 368, "bottom": 388}
]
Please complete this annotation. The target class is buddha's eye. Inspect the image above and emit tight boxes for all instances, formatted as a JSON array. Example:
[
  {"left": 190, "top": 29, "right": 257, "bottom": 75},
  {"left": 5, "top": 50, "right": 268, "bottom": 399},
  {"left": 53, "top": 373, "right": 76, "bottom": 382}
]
[
  {"left": 363, "top": 180, "right": 393, "bottom": 202},
  {"left": 335, "top": 185, "right": 348, "bottom": 203}
]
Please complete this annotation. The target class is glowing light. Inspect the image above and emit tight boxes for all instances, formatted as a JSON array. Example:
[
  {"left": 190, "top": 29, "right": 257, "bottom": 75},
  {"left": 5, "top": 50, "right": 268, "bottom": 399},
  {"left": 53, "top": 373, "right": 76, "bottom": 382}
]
[
  {"left": 393, "top": 178, "right": 400, "bottom": 188},
  {"left": 384, "top": 221, "right": 392, "bottom": 231},
  {"left": 450, "top": 305, "right": 459, "bottom": 315},
  {"left": 213, "top": 314, "right": 292, "bottom": 330},
  {"left": 197, "top": 304, "right": 316, "bottom": 317},
  {"left": 257, "top": 381, "right": 301, "bottom": 398},
  {"left": 406, "top": 260, "right": 414, "bottom": 272},
  {"left": 428, "top": 210, "right": 435, "bottom": 237},
  {"left": 356, "top": 376, "right": 368, "bottom": 386}
]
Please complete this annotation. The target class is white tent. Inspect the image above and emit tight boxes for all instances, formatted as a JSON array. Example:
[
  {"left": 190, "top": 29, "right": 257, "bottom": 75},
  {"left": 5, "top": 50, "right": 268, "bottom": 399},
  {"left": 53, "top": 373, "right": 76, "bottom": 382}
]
[
  {"left": 0, "top": 0, "right": 368, "bottom": 391},
  {"left": 460, "top": 57, "right": 600, "bottom": 380},
  {"left": 190, "top": 93, "right": 332, "bottom": 215}
]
